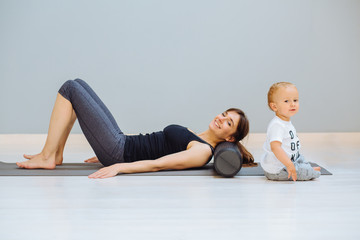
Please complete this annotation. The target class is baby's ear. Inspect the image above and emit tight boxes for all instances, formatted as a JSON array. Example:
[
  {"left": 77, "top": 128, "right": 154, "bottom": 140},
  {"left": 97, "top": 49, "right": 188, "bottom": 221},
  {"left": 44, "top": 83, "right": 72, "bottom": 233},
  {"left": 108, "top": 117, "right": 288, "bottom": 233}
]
[{"left": 269, "top": 102, "right": 277, "bottom": 111}]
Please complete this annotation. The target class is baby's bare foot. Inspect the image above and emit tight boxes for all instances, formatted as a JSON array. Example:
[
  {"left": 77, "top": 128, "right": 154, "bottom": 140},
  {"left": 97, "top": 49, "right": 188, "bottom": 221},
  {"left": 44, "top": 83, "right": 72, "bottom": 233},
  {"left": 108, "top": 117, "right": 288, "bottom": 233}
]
[
  {"left": 313, "top": 167, "right": 321, "bottom": 171},
  {"left": 17, "top": 152, "right": 56, "bottom": 169}
]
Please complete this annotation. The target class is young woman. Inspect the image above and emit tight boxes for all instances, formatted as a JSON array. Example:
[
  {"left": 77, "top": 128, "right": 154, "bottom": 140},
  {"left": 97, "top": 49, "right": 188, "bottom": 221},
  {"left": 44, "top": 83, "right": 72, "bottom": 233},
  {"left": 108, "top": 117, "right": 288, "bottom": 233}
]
[{"left": 17, "top": 79, "right": 254, "bottom": 178}]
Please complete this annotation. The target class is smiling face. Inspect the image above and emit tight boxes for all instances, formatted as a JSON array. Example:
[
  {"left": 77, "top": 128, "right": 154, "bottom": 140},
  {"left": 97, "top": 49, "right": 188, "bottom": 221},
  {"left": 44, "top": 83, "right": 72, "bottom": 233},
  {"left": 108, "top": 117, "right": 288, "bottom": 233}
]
[
  {"left": 269, "top": 85, "right": 299, "bottom": 121},
  {"left": 210, "top": 110, "right": 240, "bottom": 142}
]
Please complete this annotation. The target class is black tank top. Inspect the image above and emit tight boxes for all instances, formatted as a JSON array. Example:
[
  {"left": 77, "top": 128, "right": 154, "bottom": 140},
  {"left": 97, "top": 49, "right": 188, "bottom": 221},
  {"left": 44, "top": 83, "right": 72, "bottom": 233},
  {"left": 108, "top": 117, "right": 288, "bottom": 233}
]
[{"left": 123, "top": 124, "right": 214, "bottom": 163}]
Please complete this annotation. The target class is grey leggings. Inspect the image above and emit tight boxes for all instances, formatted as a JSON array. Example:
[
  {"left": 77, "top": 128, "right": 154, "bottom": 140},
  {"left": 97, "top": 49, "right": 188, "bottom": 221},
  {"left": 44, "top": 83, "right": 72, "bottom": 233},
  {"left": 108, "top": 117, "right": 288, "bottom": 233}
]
[
  {"left": 264, "top": 155, "right": 321, "bottom": 181},
  {"left": 58, "top": 79, "right": 126, "bottom": 166}
]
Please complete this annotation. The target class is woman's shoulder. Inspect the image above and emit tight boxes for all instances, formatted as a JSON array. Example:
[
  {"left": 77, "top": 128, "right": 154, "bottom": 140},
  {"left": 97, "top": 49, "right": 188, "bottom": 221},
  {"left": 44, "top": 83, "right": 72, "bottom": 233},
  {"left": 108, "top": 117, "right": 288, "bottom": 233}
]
[
  {"left": 187, "top": 140, "right": 213, "bottom": 153},
  {"left": 164, "top": 124, "right": 186, "bottom": 130},
  {"left": 164, "top": 124, "right": 214, "bottom": 153},
  {"left": 164, "top": 125, "right": 199, "bottom": 141},
  {"left": 164, "top": 124, "right": 192, "bottom": 134}
]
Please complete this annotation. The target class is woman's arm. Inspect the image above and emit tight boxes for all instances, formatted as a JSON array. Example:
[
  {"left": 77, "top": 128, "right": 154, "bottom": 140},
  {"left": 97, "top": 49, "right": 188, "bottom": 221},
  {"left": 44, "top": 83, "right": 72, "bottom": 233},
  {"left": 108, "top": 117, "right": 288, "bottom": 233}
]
[
  {"left": 88, "top": 143, "right": 212, "bottom": 179},
  {"left": 270, "top": 141, "right": 297, "bottom": 181}
]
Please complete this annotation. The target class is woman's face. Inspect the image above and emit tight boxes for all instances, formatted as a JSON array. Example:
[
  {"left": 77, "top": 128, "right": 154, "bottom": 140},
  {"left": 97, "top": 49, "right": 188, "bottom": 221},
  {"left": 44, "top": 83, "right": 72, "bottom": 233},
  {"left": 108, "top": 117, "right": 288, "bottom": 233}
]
[{"left": 210, "top": 110, "right": 240, "bottom": 142}]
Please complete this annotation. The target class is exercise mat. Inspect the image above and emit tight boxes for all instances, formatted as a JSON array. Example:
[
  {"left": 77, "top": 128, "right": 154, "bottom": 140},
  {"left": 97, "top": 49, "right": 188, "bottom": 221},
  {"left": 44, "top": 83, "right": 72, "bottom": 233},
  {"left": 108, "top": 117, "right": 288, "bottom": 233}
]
[{"left": 0, "top": 161, "right": 332, "bottom": 176}]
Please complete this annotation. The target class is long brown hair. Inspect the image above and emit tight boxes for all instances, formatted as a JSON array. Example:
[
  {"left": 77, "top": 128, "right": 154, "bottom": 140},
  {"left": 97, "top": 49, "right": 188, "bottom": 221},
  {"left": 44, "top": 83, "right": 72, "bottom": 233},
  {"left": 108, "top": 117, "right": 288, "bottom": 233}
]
[{"left": 226, "top": 108, "right": 257, "bottom": 167}]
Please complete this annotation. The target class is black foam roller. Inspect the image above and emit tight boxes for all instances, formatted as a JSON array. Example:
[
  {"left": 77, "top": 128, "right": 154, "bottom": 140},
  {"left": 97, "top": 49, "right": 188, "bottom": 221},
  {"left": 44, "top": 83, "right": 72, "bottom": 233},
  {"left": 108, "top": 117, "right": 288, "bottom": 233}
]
[{"left": 214, "top": 142, "right": 243, "bottom": 177}]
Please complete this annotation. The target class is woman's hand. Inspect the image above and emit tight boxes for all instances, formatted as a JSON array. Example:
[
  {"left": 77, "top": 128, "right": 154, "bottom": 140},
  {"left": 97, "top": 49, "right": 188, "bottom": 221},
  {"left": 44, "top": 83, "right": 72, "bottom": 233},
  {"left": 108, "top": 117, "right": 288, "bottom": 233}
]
[
  {"left": 88, "top": 164, "right": 121, "bottom": 179},
  {"left": 84, "top": 156, "right": 100, "bottom": 163}
]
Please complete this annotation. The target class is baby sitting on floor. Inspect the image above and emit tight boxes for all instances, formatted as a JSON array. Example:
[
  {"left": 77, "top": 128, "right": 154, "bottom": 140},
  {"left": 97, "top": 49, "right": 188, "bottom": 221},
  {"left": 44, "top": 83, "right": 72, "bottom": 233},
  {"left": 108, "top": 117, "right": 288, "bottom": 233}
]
[{"left": 260, "top": 82, "right": 321, "bottom": 181}]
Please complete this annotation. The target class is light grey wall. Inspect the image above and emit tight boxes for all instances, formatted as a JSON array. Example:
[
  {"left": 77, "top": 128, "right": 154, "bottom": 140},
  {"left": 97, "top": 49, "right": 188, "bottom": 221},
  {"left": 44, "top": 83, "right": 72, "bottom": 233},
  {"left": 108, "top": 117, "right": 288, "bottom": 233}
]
[{"left": 1, "top": 0, "right": 359, "bottom": 134}]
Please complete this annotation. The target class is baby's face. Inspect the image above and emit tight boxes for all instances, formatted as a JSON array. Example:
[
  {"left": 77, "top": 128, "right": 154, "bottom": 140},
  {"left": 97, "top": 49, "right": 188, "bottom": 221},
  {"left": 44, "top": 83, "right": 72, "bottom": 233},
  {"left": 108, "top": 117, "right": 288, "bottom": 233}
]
[{"left": 270, "top": 86, "right": 299, "bottom": 121}]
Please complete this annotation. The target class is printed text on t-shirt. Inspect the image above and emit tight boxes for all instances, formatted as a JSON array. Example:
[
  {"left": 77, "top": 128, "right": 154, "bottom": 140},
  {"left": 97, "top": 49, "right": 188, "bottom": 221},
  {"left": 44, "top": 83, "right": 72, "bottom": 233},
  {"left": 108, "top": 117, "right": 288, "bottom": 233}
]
[{"left": 289, "top": 130, "right": 300, "bottom": 161}]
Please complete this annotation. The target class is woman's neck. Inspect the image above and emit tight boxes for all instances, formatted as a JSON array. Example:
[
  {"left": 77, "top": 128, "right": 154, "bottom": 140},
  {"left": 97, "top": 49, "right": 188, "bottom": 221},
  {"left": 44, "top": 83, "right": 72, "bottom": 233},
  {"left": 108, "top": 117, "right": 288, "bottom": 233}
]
[{"left": 197, "top": 130, "right": 222, "bottom": 148}]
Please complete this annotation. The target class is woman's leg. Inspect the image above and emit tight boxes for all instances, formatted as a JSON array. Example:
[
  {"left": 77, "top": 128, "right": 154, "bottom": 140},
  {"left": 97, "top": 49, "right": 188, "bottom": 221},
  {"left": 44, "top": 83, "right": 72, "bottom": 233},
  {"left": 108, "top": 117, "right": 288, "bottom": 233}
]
[
  {"left": 73, "top": 79, "right": 121, "bottom": 132},
  {"left": 23, "top": 108, "right": 76, "bottom": 165},
  {"left": 17, "top": 92, "right": 77, "bottom": 169},
  {"left": 24, "top": 78, "right": 115, "bottom": 165},
  {"left": 61, "top": 80, "right": 126, "bottom": 166},
  {"left": 24, "top": 79, "right": 119, "bottom": 165},
  {"left": 18, "top": 80, "right": 126, "bottom": 168},
  {"left": 55, "top": 109, "right": 77, "bottom": 164}
]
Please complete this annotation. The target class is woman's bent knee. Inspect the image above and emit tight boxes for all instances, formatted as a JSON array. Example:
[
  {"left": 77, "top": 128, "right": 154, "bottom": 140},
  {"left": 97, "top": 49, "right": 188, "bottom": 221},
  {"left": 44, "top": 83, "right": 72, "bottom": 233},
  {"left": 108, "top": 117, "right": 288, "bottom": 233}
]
[{"left": 58, "top": 80, "right": 82, "bottom": 102}]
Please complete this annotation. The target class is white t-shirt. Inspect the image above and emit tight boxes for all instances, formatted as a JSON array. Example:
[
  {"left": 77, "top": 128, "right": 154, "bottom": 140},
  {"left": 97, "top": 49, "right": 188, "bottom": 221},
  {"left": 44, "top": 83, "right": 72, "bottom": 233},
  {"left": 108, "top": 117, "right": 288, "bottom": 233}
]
[{"left": 261, "top": 116, "right": 301, "bottom": 174}]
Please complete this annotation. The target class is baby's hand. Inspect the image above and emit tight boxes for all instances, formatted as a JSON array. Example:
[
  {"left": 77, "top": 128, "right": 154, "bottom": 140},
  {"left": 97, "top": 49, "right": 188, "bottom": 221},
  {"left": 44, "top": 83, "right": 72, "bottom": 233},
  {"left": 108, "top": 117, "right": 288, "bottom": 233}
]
[{"left": 286, "top": 163, "right": 297, "bottom": 181}]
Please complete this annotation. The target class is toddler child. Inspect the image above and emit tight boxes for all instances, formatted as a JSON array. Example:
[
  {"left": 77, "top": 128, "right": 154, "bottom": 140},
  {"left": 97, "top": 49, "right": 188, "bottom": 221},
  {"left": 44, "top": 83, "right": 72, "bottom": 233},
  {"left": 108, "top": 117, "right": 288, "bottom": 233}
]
[{"left": 261, "top": 82, "right": 321, "bottom": 181}]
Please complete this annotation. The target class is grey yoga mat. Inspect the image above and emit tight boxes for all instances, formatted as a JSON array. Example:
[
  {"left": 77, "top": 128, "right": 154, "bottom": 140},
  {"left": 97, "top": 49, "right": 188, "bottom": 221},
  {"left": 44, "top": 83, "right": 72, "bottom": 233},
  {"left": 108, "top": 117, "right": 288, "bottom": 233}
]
[{"left": 0, "top": 161, "right": 332, "bottom": 176}]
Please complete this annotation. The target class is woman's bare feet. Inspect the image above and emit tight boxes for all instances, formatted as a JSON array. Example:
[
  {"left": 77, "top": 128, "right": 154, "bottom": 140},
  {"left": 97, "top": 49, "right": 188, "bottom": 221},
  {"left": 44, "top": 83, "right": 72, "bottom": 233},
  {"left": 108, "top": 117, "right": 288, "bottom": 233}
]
[
  {"left": 17, "top": 152, "right": 56, "bottom": 169},
  {"left": 313, "top": 167, "right": 321, "bottom": 171},
  {"left": 23, "top": 153, "right": 63, "bottom": 165}
]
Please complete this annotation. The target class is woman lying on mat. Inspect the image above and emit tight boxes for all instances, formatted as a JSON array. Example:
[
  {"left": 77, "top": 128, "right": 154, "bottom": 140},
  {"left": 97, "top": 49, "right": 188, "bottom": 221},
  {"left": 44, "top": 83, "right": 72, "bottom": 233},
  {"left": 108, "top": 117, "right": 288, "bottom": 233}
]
[{"left": 17, "top": 79, "right": 254, "bottom": 178}]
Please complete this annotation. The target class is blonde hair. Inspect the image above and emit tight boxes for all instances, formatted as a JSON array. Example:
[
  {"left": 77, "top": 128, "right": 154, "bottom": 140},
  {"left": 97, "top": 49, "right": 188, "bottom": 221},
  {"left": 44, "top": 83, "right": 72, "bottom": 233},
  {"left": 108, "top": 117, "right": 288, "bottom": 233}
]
[{"left": 267, "top": 82, "right": 296, "bottom": 111}]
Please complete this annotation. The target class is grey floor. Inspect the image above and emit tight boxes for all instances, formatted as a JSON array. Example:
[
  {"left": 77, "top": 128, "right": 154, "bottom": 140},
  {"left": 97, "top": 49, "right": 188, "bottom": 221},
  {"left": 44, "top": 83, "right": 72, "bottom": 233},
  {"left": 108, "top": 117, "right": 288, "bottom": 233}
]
[{"left": 1, "top": 133, "right": 359, "bottom": 240}]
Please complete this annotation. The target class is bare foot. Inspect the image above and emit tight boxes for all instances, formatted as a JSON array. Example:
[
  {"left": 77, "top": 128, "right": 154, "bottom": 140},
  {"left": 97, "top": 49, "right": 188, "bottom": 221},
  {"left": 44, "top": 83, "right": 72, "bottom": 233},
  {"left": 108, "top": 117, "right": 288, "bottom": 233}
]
[
  {"left": 313, "top": 167, "right": 321, "bottom": 171},
  {"left": 84, "top": 156, "right": 100, "bottom": 163},
  {"left": 17, "top": 152, "right": 56, "bottom": 169},
  {"left": 24, "top": 153, "right": 63, "bottom": 165}
]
